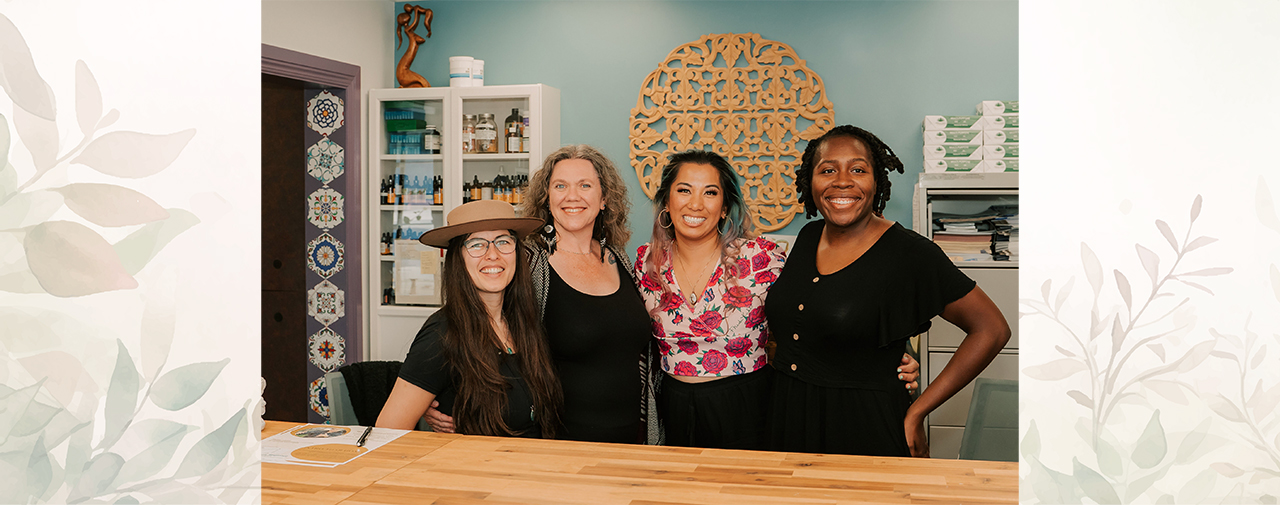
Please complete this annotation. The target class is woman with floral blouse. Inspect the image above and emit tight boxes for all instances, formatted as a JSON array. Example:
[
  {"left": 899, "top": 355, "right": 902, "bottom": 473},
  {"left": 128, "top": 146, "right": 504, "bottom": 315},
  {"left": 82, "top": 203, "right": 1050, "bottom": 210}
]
[{"left": 634, "top": 150, "right": 919, "bottom": 450}]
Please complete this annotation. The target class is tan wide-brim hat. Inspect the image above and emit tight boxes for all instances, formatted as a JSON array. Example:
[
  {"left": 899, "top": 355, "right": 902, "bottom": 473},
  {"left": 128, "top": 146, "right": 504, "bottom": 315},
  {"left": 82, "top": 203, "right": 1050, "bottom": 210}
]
[{"left": 418, "top": 200, "right": 543, "bottom": 248}]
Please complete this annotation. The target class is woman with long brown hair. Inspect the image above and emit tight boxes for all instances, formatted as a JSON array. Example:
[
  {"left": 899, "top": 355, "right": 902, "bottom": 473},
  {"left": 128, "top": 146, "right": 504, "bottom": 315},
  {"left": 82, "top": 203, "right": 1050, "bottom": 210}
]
[{"left": 377, "top": 201, "right": 562, "bottom": 438}]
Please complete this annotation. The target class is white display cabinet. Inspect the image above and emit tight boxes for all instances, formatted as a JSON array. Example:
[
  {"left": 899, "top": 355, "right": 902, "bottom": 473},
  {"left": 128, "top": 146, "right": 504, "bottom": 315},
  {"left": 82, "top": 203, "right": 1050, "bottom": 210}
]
[
  {"left": 911, "top": 172, "right": 1018, "bottom": 459},
  {"left": 365, "top": 84, "right": 560, "bottom": 361}
]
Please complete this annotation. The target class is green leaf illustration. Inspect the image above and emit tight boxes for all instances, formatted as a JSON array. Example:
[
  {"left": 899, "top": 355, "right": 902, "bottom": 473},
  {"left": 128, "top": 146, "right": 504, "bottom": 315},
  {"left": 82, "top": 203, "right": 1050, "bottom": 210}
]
[
  {"left": 1028, "top": 456, "right": 1081, "bottom": 503},
  {"left": 1175, "top": 419, "right": 1213, "bottom": 464},
  {"left": 0, "top": 162, "right": 14, "bottom": 201},
  {"left": 1182, "top": 236, "right": 1217, "bottom": 253},
  {"left": 24, "top": 220, "right": 138, "bottom": 297},
  {"left": 0, "top": 189, "right": 64, "bottom": 230},
  {"left": 71, "top": 452, "right": 124, "bottom": 501},
  {"left": 1021, "top": 419, "right": 1040, "bottom": 459},
  {"left": 1114, "top": 269, "right": 1132, "bottom": 311},
  {"left": 10, "top": 396, "right": 60, "bottom": 437},
  {"left": 1136, "top": 244, "right": 1159, "bottom": 287},
  {"left": 101, "top": 340, "right": 141, "bottom": 451},
  {"left": 26, "top": 433, "right": 52, "bottom": 500},
  {"left": 74, "top": 60, "right": 102, "bottom": 136},
  {"left": 1125, "top": 464, "right": 1172, "bottom": 502},
  {"left": 1081, "top": 243, "right": 1103, "bottom": 295},
  {"left": 1073, "top": 457, "right": 1120, "bottom": 504},
  {"left": 1211, "top": 462, "right": 1245, "bottom": 477},
  {"left": 62, "top": 422, "right": 93, "bottom": 494},
  {"left": 172, "top": 408, "right": 245, "bottom": 479},
  {"left": 0, "top": 243, "right": 43, "bottom": 294},
  {"left": 113, "top": 419, "right": 192, "bottom": 487},
  {"left": 0, "top": 379, "right": 40, "bottom": 440},
  {"left": 1132, "top": 410, "right": 1166, "bottom": 469},
  {"left": 1177, "top": 467, "right": 1216, "bottom": 504},
  {"left": 1024, "top": 358, "right": 1087, "bottom": 380},
  {"left": 0, "top": 13, "right": 57, "bottom": 120},
  {"left": 1097, "top": 435, "right": 1122, "bottom": 477},
  {"left": 51, "top": 183, "right": 169, "bottom": 227},
  {"left": 12, "top": 99, "right": 59, "bottom": 171},
  {"left": 1155, "top": 219, "right": 1178, "bottom": 252},
  {"left": 0, "top": 306, "right": 60, "bottom": 353},
  {"left": 140, "top": 278, "right": 176, "bottom": 382},
  {"left": 112, "top": 208, "right": 200, "bottom": 276},
  {"left": 149, "top": 358, "right": 229, "bottom": 411},
  {"left": 71, "top": 129, "right": 196, "bottom": 179}
]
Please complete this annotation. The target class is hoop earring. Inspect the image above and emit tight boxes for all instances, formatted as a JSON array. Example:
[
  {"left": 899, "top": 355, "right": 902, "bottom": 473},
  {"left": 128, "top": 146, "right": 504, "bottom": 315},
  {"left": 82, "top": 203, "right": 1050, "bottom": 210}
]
[{"left": 658, "top": 209, "right": 673, "bottom": 229}]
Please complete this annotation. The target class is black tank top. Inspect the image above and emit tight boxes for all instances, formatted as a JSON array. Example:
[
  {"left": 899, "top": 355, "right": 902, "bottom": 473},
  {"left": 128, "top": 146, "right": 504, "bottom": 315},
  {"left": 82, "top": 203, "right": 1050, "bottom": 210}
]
[{"left": 543, "top": 259, "right": 651, "bottom": 443}]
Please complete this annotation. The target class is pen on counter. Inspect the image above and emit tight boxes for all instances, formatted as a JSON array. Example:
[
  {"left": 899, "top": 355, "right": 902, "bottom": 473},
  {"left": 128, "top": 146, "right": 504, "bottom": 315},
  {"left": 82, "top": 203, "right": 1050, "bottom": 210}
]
[{"left": 356, "top": 426, "right": 373, "bottom": 447}]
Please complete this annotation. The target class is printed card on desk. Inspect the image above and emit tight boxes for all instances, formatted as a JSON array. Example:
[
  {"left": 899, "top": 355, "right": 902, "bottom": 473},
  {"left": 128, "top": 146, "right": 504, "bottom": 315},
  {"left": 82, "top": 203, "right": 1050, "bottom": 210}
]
[{"left": 262, "top": 424, "right": 409, "bottom": 467}]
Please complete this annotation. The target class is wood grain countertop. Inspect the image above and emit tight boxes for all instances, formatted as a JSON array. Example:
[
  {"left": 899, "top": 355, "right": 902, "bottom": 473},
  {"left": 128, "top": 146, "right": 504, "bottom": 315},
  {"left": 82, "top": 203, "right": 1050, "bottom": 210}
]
[{"left": 261, "top": 420, "right": 1016, "bottom": 505}]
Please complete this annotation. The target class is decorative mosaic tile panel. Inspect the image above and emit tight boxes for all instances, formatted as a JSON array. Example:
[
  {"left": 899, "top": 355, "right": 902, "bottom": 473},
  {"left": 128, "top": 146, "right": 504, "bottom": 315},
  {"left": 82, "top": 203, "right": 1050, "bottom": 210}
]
[
  {"left": 306, "top": 90, "right": 345, "bottom": 137},
  {"left": 308, "top": 327, "right": 346, "bottom": 372},
  {"left": 309, "top": 376, "right": 330, "bottom": 418},
  {"left": 306, "top": 233, "right": 345, "bottom": 278},
  {"left": 307, "top": 279, "right": 346, "bottom": 326},
  {"left": 306, "top": 137, "right": 345, "bottom": 186},
  {"left": 307, "top": 188, "right": 345, "bottom": 230}
]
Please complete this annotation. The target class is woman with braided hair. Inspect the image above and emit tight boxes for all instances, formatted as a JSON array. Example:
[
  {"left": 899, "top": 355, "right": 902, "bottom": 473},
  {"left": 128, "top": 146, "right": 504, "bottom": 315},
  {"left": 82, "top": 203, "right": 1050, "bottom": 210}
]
[{"left": 765, "top": 125, "right": 1010, "bottom": 457}]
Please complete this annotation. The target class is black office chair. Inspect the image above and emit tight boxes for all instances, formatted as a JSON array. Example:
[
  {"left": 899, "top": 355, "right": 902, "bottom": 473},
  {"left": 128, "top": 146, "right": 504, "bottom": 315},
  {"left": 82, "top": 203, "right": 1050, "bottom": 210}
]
[
  {"left": 325, "top": 361, "right": 431, "bottom": 430},
  {"left": 957, "top": 378, "right": 1018, "bottom": 461}
]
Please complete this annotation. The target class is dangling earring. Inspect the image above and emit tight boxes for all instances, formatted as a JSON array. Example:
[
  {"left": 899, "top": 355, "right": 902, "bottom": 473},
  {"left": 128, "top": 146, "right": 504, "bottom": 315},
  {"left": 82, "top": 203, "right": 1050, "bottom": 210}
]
[
  {"left": 595, "top": 207, "right": 608, "bottom": 263},
  {"left": 659, "top": 209, "right": 673, "bottom": 229},
  {"left": 541, "top": 220, "right": 558, "bottom": 254}
]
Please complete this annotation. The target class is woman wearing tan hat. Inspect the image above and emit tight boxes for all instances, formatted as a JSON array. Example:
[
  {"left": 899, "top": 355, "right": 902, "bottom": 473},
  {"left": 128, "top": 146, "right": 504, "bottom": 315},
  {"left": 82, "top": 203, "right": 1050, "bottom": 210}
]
[{"left": 376, "top": 200, "right": 563, "bottom": 438}]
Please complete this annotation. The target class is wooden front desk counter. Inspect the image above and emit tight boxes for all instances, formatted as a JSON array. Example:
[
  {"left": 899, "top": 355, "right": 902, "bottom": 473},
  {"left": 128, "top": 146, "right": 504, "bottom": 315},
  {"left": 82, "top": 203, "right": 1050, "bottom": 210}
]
[{"left": 261, "top": 421, "right": 1016, "bottom": 505}]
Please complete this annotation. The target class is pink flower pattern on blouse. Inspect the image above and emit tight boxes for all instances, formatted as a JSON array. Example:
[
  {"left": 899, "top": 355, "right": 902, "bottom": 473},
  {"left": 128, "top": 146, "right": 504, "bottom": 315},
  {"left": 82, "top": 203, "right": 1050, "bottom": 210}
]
[{"left": 634, "top": 237, "right": 787, "bottom": 377}]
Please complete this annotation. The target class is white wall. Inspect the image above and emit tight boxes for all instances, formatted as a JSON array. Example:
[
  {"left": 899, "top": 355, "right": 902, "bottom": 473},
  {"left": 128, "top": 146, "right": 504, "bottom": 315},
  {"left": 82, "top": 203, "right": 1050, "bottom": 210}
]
[{"left": 262, "top": 0, "right": 394, "bottom": 357}]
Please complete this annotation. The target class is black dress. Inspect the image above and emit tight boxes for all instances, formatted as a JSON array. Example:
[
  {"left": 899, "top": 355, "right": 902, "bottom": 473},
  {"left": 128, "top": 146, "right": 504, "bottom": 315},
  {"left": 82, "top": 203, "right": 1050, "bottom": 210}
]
[
  {"left": 542, "top": 259, "right": 652, "bottom": 443},
  {"left": 766, "top": 221, "right": 975, "bottom": 456},
  {"left": 398, "top": 311, "right": 541, "bottom": 438}
]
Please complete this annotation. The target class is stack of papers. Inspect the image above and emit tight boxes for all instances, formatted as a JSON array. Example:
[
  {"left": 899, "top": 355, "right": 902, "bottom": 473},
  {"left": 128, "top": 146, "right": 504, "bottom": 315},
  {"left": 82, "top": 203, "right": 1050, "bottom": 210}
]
[
  {"left": 931, "top": 206, "right": 1020, "bottom": 262},
  {"left": 263, "top": 424, "right": 409, "bottom": 467}
]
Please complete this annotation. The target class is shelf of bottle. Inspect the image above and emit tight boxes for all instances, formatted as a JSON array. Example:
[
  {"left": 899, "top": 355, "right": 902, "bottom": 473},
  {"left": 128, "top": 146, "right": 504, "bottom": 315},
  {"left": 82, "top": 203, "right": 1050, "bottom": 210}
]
[
  {"left": 379, "top": 204, "right": 443, "bottom": 211},
  {"left": 461, "top": 153, "right": 530, "bottom": 162},
  {"left": 379, "top": 154, "right": 443, "bottom": 162},
  {"left": 379, "top": 255, "right": 395, "bottom": 262}
]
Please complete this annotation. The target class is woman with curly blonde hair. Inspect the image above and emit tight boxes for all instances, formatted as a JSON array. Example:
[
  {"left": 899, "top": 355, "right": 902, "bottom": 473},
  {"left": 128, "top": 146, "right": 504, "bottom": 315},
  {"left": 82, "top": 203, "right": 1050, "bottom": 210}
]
[{"left": 425, "top": 145, "right": 661, "bottom": 445}]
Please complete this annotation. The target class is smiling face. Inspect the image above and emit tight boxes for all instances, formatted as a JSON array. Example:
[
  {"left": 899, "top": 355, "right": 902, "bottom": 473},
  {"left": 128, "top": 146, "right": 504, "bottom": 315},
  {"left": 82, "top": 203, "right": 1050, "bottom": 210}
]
[
  {"left": 810, "top": 136, "right": 876, "bottom": 230},
  {"left": 665, "top": 162, "right": 726, "bottom": 245},
  {"left": 462, "top": 230, "right": 518, "bottom": 296},
  {"left": 547, "top": 158, "right": 603, "bottom": 235}
]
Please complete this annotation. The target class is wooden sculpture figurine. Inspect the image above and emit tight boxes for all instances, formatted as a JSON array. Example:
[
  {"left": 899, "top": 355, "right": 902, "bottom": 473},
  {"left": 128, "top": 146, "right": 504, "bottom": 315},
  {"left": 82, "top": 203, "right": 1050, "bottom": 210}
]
[{"left": 395, "top": 4, "right": 433, "bottom": 88}]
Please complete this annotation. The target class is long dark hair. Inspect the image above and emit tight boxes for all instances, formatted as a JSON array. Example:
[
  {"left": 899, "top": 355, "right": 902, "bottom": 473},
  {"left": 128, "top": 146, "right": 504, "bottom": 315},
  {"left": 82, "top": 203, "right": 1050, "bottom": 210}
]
[
  {"left": 795, "top": 125, "right": 905, "bottom": 218},
  {"left": 440, "top": 232, "right": 562, "bottom": 437},
  {"left": 644, "top": 150, "right": 753, "bottom": 302}
]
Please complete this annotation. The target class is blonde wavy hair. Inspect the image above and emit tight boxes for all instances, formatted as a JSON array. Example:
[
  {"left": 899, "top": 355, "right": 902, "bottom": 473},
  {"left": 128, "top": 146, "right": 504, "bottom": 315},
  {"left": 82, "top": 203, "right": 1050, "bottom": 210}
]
[{"left": 520, "top": 144, "right": 632, "bottom": 248}]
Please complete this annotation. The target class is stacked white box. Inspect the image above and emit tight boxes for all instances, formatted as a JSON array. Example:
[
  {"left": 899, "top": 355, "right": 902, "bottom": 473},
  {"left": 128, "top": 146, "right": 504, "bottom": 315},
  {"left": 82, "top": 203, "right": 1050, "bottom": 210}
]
[{"left": 921, "top": 99, "right": 1018, "bottom": 173}]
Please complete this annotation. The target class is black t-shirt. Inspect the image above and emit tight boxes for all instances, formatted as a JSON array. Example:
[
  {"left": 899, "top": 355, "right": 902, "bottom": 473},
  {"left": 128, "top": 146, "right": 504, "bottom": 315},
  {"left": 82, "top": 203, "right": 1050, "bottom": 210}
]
[
  {"left": 767, "top": 221, "right": 975, "bottom": 389},
  {"left": 543, "top": 259, "right": 651, "bottom": 443},
  {"left": 398, "top": 311, "right": 540, "bottom": 437}
]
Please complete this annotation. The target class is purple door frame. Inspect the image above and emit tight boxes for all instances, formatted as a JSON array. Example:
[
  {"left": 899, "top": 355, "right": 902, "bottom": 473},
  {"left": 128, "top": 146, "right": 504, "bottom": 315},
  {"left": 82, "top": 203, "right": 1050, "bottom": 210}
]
[{"left": 262, "top": 44, "right": 363, "bottom": 363}]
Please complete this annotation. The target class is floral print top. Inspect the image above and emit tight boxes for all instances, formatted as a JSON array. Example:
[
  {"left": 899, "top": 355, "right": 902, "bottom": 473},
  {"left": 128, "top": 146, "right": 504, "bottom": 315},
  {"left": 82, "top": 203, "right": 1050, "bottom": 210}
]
[{"left": 634, "top": 237, "right": 787, "bottom": 377}]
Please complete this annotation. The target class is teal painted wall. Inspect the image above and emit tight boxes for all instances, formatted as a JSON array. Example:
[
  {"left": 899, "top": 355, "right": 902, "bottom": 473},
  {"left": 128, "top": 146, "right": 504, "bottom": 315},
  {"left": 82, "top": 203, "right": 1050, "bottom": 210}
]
[{"left": 397, "top": 0, "right": 1017, "bottom": 255}]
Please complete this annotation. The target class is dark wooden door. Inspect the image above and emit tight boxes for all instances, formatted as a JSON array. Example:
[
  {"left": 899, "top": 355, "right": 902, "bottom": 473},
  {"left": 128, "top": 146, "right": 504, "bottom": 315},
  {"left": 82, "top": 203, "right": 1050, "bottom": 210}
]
[{"left": 261, "top": 73, "right": 307, "bottom": 422}]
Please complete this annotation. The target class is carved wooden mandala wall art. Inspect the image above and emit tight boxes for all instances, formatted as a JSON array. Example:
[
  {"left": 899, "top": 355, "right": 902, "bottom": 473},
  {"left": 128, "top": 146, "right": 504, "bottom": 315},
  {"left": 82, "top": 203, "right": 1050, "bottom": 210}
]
[{"left": 630, "top": 33, "right": 835, "bottom": 232}]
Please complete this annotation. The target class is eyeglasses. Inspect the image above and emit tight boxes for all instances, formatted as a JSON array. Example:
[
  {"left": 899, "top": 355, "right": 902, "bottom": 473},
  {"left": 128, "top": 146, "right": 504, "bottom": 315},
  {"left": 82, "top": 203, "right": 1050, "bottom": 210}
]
[{"left": 461, "top": 235, "right": 518, "bottom": 257}]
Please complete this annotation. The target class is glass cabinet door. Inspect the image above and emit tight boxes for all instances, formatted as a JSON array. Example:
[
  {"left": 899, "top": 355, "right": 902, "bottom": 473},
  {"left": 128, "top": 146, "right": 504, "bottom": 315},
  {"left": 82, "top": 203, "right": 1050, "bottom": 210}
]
[
  {"left": 377, "top": 98, "right": 445, "bottom": 306},
  {"left": 457, "top": 96, "right": 531, "bottom": 208}
]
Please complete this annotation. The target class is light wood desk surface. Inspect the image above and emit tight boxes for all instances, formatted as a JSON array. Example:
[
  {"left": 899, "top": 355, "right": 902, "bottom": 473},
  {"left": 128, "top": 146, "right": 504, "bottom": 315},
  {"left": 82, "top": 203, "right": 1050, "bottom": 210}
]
[{"left": 261, "top": 420, "right": 1016, "bottom": 505}]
